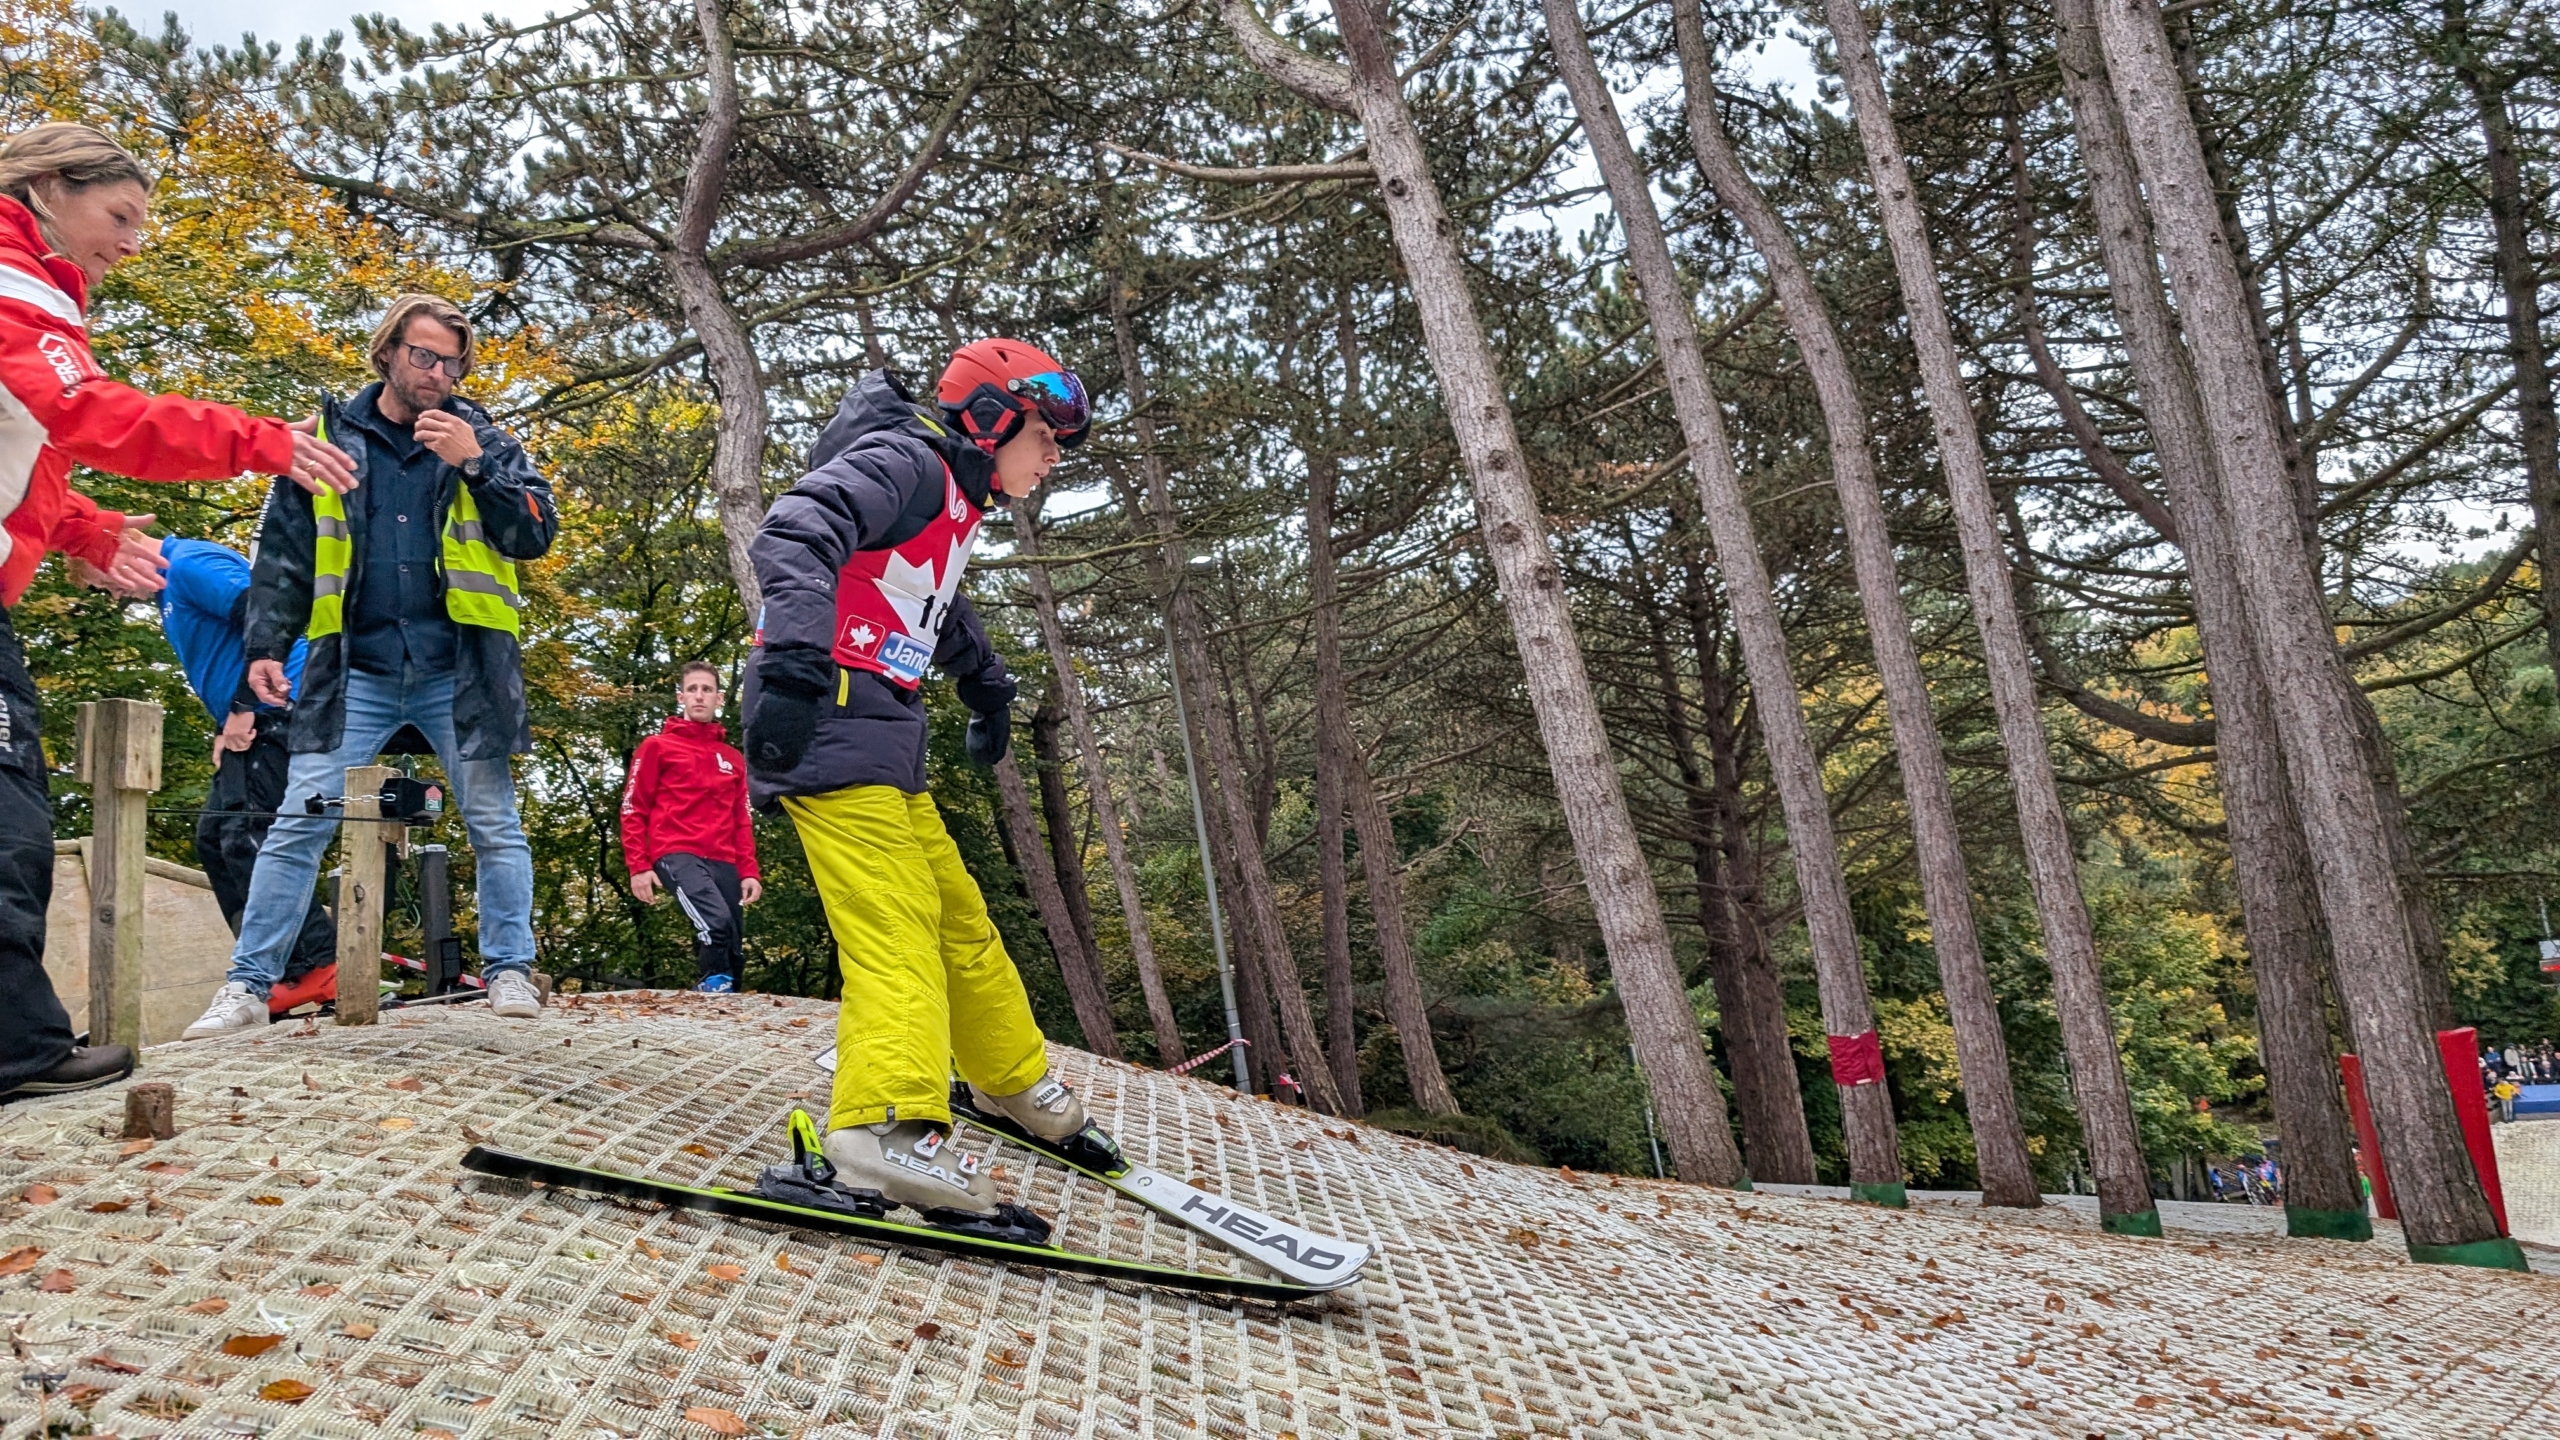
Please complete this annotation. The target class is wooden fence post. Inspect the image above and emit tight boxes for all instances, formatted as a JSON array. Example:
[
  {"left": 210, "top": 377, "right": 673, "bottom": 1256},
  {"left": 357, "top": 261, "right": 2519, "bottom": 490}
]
[
  {"left": 333, "top": 764, "right": 396, "bottom": 1026},
  {"left": 76, "top": 699, "right": 161, "bottom": 1049}
]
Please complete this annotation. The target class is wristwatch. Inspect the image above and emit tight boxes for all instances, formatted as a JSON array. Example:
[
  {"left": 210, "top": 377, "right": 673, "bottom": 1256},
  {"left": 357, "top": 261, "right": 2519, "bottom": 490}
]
[{"left": 460, "top": 456, "right": 483, "bottom": 479}]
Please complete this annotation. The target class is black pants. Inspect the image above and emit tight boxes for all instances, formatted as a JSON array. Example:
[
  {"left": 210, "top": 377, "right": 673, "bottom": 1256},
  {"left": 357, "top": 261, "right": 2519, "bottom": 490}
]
[
  {"left": 0, "top": 609, "right": 70, "bottom": 1092},
  {"left": 657, "top": 853, "right": 745, "bottom": 983},
  {"left": 195, "top": 715, "right": 335, "bottom": 982}
]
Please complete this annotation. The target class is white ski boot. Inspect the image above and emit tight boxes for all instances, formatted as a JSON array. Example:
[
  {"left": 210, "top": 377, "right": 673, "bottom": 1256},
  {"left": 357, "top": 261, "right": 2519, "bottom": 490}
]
[
  {"left": 778, "top": 1112, "right": 1049, "bottom": 1244},
  {"left": 962, "top": 1072, "right": 1127, "bottom": 1176}
]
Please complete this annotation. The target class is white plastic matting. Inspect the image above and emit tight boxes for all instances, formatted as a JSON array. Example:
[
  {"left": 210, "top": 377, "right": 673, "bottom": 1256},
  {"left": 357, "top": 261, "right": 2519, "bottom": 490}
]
[{"left": 2, "top": 991, "right": 2555, "bottom": 1437}]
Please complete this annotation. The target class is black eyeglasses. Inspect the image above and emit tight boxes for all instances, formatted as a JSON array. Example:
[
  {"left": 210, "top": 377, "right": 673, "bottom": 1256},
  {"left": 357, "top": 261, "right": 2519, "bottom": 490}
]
[{"left": 405, "top": 345, "right": 467, "bottom": 379}]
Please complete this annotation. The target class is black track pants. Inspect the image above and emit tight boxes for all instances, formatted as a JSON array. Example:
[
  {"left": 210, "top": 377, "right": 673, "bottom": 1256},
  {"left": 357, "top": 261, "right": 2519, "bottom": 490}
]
[
  {"left": 196, "top": 717, "right": 337, "bottom": 982},
  {"left": 656, "top": 853, "right": 745, "bottom": 984},
  {"left": 0, "top": 608, "right": 70, "bottom": 1093}
]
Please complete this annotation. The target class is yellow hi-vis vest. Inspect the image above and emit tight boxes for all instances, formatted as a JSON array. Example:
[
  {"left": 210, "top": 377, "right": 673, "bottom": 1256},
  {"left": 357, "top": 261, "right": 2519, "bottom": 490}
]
[{"left": 305, "top": 482, "right": 525, "bottom": 641}]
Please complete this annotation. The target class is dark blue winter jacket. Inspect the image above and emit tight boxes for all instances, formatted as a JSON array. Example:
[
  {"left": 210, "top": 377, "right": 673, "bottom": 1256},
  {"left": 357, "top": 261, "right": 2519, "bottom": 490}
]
[{"left": 743, "top": 369, "right": 1015, "bottom": 805}]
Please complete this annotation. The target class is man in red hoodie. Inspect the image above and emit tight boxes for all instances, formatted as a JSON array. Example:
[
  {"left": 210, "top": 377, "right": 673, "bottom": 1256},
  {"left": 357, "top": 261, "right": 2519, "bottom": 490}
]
[{"left": 622, "top": 661, "right": 761, "bottom": 992}]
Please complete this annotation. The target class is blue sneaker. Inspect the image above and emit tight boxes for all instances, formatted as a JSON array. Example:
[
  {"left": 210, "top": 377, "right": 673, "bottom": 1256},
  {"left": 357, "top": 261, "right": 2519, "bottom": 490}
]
[{"left": 696, "top": 975, "right": 737, "bottom": 994}]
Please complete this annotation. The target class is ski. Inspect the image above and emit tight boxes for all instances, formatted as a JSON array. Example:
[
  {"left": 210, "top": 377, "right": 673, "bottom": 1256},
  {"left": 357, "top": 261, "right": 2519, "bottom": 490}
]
[
  {"left": 458, "top": 1145, "right": 1333, "bottom": 1305},
  {"left": 949, "top": 1086, "right": 1375, "bottom": 1289}
]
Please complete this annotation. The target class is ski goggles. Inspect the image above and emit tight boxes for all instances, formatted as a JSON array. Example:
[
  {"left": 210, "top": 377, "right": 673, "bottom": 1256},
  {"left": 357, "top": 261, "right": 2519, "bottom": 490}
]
[{"left": 1005, "top": 369, "right": 1089, "bottom": 440}]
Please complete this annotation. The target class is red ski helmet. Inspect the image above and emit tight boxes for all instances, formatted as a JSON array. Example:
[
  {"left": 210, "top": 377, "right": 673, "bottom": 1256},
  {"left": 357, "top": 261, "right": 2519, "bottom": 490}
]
[{"left": 937, "top": 338, "right": 1090, "bottom": 452}]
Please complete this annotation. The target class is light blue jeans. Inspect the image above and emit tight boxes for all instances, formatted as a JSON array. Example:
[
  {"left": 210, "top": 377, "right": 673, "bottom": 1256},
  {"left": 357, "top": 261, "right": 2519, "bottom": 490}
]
[{"left": 226, "top": 665, "right": 535, "bottom": 994}]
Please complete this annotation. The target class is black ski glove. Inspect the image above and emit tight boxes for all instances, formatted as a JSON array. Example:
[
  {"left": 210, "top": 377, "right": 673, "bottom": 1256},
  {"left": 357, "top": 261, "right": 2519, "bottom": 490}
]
[
  {"left": 747, "top": 645, "right": 832, "bottom": 777},
  {"left": 965, "top": 705, "right": 1012, "bottom": 768}
]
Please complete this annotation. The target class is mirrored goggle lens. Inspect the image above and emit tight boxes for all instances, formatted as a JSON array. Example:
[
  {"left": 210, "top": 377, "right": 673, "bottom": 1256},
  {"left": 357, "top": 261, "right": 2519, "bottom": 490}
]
[{"left": 1008, "top": 370, "right": 1089, "bottom": 435}]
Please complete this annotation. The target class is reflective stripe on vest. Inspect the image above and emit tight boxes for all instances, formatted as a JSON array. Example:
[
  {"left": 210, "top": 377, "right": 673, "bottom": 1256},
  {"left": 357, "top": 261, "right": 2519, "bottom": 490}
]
[{"left": 303, "top": 482, "right": 524, "bottom": 642}]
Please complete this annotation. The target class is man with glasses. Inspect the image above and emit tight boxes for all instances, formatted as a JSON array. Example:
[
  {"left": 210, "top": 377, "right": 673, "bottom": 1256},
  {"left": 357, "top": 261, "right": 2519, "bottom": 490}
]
[
  {"left": 740, "top": 340, "right": 1106, "bottom": 1236},
  {"left": 184, "top": 292, "right": 558, "bottom": 1037}
]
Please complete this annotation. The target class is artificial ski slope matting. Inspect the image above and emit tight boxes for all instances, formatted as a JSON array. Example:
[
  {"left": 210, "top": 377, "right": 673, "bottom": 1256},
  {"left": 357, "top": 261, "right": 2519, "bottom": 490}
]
[{"left": 0, "top": 991, "right": 2553, "bottom": 1437}]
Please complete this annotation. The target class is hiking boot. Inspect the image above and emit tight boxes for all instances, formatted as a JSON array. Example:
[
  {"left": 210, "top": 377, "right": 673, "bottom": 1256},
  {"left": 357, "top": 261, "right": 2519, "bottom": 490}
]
[
  {"left": 1, "top": 1045, "right": 135, "bottom": 1102},
  {"left": 183, "top": 981, "right": 269, "bottom": 1040},
  {"left": 487, "top": 970, "right": 542, "bottom": 1018},
  {"left": 820, "top": 1119, "right": 1048, "bottom": 1242}
]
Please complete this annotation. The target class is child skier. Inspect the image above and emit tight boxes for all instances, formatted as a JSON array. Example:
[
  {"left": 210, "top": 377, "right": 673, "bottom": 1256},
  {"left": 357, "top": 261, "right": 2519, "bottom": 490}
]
[{"left": 742, "top": 340, "right": 1103, "bottom": 1235}]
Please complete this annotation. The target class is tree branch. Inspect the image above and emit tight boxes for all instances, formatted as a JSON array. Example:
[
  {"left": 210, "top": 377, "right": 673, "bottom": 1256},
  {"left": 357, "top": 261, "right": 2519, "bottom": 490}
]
[
  {"left": 1103, "top": 141, "right": 1374, "bottom": 184},
  {"left": 718, "top": 53, "right": 991, "bottom": 269},
  {"left": 1218, "top": 0, "right": 1357, "bottom": 115}
]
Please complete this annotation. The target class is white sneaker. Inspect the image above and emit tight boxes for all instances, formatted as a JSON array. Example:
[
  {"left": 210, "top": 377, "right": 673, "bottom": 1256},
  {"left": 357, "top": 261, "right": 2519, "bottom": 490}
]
[
  {"left": 182, "top": 981, "right": 269, "bottom": 1040},
  {"left": 487, "top": 970, "right": 542, "bottom": 1018}
]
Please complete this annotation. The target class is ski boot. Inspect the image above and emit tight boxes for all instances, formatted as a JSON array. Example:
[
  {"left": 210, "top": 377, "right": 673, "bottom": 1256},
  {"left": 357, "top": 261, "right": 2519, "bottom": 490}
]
[
  {"left": 790, "top": 1109, "right": 1051, "bottom": 1244},
  {"left": 755, "top": 1111, "right": 892, "bottom": 1219},
  {"left": 959, "top": 1072, "right": 1128, "bottom": 1179}
]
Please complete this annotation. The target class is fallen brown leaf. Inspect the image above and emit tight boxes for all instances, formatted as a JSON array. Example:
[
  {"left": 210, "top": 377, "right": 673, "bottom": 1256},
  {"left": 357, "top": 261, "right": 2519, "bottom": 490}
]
[
  {"left": 850, "top": 1254, "right": 881, "bottom": 1268},
  {"left": 80, "top": 1354, "right": 141, "bottom": 1374},
  {"left": 913, "top": 1322, "right": 941, "bottom": 1341},
  {"left": 341, "top": 1322, "right": 376, "bottom": 1340},
  {"left": 775, "top": 1254, "right": 807, "bottom": 1275},
  {"left": 37, "top": 1269, "right": 75, "bottom": 1292},
  {"left": 301, "top": 1283, "right": 338, "bottom": 1298},
  {"left": 21, "top": 1182, "right": 56, "bottom": 1204},
  {"left": 378, "top": 1117, "right": 414, "bottom": 1131},
  {"left": 54, "top": 1382, "right": 104, "bottom": 1406},
  {"left": 221, "top": 1334, "right": 286, "bottom": 1357},
  {"left": 259, "top": 1379, "right": 315, "bottom": 1403},
  {"left": 386, "top": 1078, "right": 422, "bottom": 1092},
  {"left": 706, "top": 1264, "right": 743, "bottom": 1282},
  {"left": 0, "top": 1245, "right": 40, "bottom": 1276},
  {"left": 140, "top": 1161, "right": 187, "bottom": 1175},
  {"left": 86, "top": 1199, "right": 127, "bottom": 1214},
  {"left": 117, "top": 1139, "right": 151, "bottom": 1157},
  {"left": 302, "top": 1073, "right": 319, "bottom": 1091},
  {"left": 680, "top": 1143, "right": 713, "bottom": 1157},
  {"left": 664, "top": 1331, "right": 699, "bottom": 1350},
  {"left": 185, "top": 1298, "right": 230, "bottom": 1314},
  {"left": 684, "top": 1407, "right": 749, "bottom": 1436},
  {"left": 250, "top": 1196, "right": 284, "bottom": 1207}
]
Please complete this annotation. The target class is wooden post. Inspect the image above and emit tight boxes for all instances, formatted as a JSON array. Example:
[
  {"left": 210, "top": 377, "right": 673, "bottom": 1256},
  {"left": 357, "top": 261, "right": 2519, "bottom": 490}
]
[
  {"left": 121, "top": 1082, "right": 175, "bottom": 1140},
  {"left": 76, "top": 699, "right": 161, "bottom": 1050},
  {"left": 333, "top": 764, "right": 395, "bottom": 1026}
]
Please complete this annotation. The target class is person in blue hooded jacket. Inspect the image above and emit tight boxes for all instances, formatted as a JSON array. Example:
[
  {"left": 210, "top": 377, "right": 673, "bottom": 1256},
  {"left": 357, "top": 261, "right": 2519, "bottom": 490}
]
[{"left": 155, "top": 536, "right": 337, "bottom": 1009}]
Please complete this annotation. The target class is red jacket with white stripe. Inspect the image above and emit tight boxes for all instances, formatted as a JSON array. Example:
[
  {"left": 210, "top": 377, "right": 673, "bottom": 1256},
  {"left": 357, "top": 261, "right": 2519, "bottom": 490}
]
[
  {"left": 0, "top": 195, "right": 296, "bottom": 606},
  {"left": 620, "top": 717, "right": 760, "bottom": 879}
]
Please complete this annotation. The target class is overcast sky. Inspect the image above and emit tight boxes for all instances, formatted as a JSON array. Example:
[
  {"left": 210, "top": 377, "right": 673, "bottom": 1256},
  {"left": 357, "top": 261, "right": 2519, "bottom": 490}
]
[{"left": 123, "top": 0, "right": 553, "bottom": 51}]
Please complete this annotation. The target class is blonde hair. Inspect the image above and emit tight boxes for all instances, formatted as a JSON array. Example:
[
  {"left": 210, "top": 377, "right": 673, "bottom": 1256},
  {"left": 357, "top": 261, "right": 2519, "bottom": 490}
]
[
  {"left": 369, "top": 292, "right": 475, "bottom": 380},
  {"left": 0, "top": 123, "right": 154, "bottom": 229}
]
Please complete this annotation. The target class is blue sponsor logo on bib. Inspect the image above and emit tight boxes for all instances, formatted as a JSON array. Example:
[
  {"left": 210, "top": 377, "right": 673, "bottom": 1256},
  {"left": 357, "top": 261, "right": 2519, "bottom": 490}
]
[{"left": 877, "top": 632, "right": 933, "bottom": 685}]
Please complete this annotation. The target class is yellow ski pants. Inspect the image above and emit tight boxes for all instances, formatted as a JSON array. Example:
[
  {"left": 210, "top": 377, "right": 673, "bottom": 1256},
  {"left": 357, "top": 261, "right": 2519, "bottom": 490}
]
[{"left": 781, "top": 785, "right": 1048, "bottom": 1130}]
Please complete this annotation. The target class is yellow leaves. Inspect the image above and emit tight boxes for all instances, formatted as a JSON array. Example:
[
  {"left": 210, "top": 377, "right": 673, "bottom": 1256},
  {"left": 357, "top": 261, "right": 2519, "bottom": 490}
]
[
  {"left": 258, "top": 1378, "right": 315, "bottom": 1403},
  {"left": 1873, "top": 994, "right": 1964, "bottom": 1104}
]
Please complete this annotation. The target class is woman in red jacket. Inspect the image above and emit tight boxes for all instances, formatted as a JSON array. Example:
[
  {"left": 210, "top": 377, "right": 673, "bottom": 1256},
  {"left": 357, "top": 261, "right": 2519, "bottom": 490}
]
[{"left": 0, "top": 123, "right": 356, "bottom": 1101}]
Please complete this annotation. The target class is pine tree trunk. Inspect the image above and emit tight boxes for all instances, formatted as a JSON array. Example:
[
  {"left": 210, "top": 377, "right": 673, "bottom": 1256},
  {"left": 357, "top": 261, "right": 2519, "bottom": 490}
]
[
  {"left": 1670, "top": 0, "right": 2033, "bottom": 1205},
  {"left": 1641, "top": 540, "right": 1817, "bottom": 1182},
  {"left": 2442, "top": 0, "right": 2560, "bottom": 679},
  {"left": 2048, "top": 0, "right": 2366, "bottom": 1232},
  {"left": 1683, "top": 560, "right": 1821, "bottom": 1184},
  {"left": 1548, "top": 0, "right": 1877, "bottom": 1193},
  {"left": 1111, "top": 278, "right": 1345, "bottom": 1115},
  {"left": 1310, "top": 458, "right": 1366, "bottom": 1115},
  {"left": 2093, "top": 0, "right": 2503, "bottom": 1255},
  {"left": 669, "top": 0, "right": 770, "bottom": 611},
  {"left": 1011, "top": 496, "right": 1189, "bottom": 1063},
  {"left": 993, "top": 753, "right": 1122, "bottom": 1058},
  {"left": 1029, "top": 697, "right": 1106, "bottom": 971},
  {"left": 1225, "top": 0, "right": 1746, "bottom": 1182},
  {"left": 1816, "top": 0, "right": 2142, "bottom": 1222}
]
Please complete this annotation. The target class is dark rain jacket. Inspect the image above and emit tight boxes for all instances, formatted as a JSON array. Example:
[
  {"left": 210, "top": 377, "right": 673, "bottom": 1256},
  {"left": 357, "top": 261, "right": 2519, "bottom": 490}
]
[
  {"left": 245, "top": 383, "right": 558, "bottom": 760},
  {"left": 743, "top": 369, "right": 1015, "bottom": 805}
]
